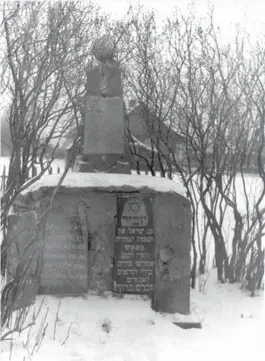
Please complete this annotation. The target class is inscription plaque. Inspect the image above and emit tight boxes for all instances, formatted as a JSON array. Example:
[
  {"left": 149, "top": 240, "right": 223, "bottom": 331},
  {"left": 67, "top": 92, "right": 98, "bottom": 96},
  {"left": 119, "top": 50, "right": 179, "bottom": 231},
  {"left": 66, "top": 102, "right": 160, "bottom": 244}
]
[
  {"left": 40, "top": 215, "right": 88, "bottom": 294},
  {"left": 113, "top": 196, "right": 155, "bottom": 295}
]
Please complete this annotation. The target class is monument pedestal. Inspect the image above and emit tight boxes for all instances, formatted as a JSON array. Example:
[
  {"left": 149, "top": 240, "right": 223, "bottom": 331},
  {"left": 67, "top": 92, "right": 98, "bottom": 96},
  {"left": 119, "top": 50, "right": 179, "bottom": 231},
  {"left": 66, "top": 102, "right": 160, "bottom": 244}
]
[{"left": 11, "top": 173, "right": 191, "bottom": 314}]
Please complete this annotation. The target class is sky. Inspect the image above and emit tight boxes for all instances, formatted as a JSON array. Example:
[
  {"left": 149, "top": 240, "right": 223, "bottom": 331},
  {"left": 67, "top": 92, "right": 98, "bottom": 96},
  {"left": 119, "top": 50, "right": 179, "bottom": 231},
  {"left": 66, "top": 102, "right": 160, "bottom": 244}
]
[
  {"left": 94, "top": 0, "right": 265, "bottom": 43},
  {"left": 1, "top": 0, "right": 264, "bottom": 120}
]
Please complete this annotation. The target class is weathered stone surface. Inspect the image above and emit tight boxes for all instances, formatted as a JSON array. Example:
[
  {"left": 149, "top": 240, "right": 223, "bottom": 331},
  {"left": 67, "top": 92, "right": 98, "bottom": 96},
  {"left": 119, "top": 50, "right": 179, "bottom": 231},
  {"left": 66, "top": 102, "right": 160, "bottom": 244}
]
[
  {"left": 39, "top": 207, "right": 89, "bottom": 295},
  {"left": 84, "top": 96, "right": 124, "bottom": 155},
  {"left": 7, "top": 210, "right": 40, "bottom": 309},
  {"left": 86, "top": 65, "right": 122, "bottom": 97},
  {"left": 153, "top": 276, "right": 190, "bottom": 314},
  {"left": 10, "top": 178, "right": 191, "bottom": 314},
  {"left": 168, "top": 257, "right": 190, "bottom": 280},
  {"left": 35, "top": 193, "right": 116, "bottom": 294},
  {"left": 92, "top": 36, "right": 115, "bottom": 62},
  {"left": 154, "top": 194, "right": 191, "bottom": 314},
  {"left": 160, "top": 246, "right": 174, "bottom": 263},
  {"left": 85, "top": 67, "right": 101, "bottom": 95},
  {"left": 14, "top": 189, "right": 49, "bottom": 212},
  {"left": 82, "top": 38, "right": 127, "bottom": 170}
]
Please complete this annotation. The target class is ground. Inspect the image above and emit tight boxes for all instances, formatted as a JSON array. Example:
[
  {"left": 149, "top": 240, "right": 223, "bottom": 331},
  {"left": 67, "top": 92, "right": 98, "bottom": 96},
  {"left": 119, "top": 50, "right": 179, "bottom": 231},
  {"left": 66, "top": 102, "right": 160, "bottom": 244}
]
[{"left": 1, "top": 270, "right": 264, "bottom": 361}]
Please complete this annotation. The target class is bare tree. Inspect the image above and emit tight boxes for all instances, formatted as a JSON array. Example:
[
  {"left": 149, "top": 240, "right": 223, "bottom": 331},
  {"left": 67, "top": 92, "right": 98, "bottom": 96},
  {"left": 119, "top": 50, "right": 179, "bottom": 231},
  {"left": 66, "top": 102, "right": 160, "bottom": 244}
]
[
  {"left": 0, "top": 1, "right": 105, "bottom": 275},
  {"left": 118, "top": 9, "right": 201, "bottom": 286},
  {"left": 227, "top": 39, "right": 265, "bottom": 292},
  {"left": 120, "top": 5, "right": 264, "bottom": 289},
  {"left": 163, "top": 9, "right": 265, "bottom": 286}
]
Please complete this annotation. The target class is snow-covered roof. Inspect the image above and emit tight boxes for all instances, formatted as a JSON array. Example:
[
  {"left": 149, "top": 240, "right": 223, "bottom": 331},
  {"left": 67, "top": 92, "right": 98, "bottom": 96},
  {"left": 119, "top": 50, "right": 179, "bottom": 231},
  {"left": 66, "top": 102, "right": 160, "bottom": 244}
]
[
  {"left": 129, "top": 135, "right": 158, "bottom": 153},
  {"left": 128, "top": 102, "right": 185, "bottom": 142},
  {"left": 18, "top": 172, "right": 187, "bottom": 203}
]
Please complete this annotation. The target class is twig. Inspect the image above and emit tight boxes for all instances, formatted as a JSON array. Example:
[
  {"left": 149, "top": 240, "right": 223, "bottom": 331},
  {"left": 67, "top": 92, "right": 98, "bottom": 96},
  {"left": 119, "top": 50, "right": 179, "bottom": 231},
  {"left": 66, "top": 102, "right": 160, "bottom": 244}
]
[
  {"left": 23, "top": 317, "right": 35, "bottom": 349},
  {"left": 9, "top": 333, "right": 13, "bottom": 361},
  {"left": 61, "top": 323, "right": 72, "bottom": 346},
  {"left": 30, "top": 306, "right": 49, "bottom": 356},
  {"left": 33, "top": 296, "right": 46, "bottom": 322},
  {"left": 1, "top": 322, "right": 35, "bottom": 341},
  {"left": 53, "top": 299, "right": 61, "bottom": 341},
  {"left": 35, "top": 322, "right": 48, "bottom": 354}
]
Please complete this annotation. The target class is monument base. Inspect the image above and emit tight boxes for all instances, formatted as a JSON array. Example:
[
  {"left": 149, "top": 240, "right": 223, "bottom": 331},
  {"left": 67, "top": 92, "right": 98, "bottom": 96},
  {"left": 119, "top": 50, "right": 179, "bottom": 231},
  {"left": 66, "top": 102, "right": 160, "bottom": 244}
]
[
  {"left": 9, "top": 173, "right": 191, "bottom": 315},
  {"left": 74, "top": 155, "right": 131, "bottom": 174}
]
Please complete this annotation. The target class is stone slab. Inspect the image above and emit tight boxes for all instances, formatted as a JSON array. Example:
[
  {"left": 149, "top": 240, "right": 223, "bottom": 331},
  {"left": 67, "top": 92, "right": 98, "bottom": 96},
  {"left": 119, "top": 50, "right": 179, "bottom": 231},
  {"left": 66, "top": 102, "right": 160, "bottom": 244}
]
[
  {"left": 6, "top": 211, "right": 40, "bottom": 310},
  {"left": 39, "top": 212, "right": 88, "bottom": 294},
  {"left": 173, "top": 322, "right": 202, "bottom": 329},
  {"left": 152, "top": 277, "right": 190, "bottom": 314},
  {"left": 113, "top": 195, "right": 155, "bottom": 295},
  {"left": 86, "top": 65, "right": 122, "bottom": 97},
  {"left": 84, "top": 96, "right": 124, "bottom": 155}
]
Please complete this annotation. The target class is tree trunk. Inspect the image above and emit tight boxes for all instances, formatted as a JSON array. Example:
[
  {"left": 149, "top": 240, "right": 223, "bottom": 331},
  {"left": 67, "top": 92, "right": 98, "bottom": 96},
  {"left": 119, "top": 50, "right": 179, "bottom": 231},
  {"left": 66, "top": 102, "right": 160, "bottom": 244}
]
[
  {"left": 191, "top": 249, "right": 197, "bottom": 289},
  {"left": 215, "top": 241, "right": 225, "bottom": 283},
  {"left": 199, "top": 254, "right": 206, "bottom": 275}
]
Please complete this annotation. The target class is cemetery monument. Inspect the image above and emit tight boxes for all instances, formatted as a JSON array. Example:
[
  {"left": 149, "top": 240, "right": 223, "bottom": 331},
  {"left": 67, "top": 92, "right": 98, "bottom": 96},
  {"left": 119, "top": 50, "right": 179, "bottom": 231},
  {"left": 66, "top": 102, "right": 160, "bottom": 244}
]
[{"left": 6, "top": 36, "right": 191, "bottom": 314}]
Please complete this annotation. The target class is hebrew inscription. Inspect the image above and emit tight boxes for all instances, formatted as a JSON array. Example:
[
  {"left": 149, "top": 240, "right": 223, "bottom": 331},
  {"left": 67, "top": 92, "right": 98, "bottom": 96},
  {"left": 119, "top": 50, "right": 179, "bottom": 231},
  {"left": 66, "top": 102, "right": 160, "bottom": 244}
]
[{"left": 113, "top": 196, "right": 155, "bottom": 295}]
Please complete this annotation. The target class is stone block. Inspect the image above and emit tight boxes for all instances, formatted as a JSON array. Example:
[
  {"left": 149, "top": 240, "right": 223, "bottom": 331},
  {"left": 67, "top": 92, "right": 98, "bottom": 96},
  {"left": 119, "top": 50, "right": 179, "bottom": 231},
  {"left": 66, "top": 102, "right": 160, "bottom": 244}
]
[
  {"left": 9, "top": 174, "right": 191, "bottom": 314},
  {"left": 173, "top": 322, "right": 202, "bottom": 329},
  {"left": 6, "top": 210, "right": 40, "bottom": 310},
  {"left": 86, "top": 65, "right": 122, "bottom": 97},
  {"left": 85, "top": 68, "right": 101, "bottom": 95},
  {"left": 153, "top": 276, "right": 190, "bottom": 314},
  {"left": 154, "top": 194, "right": 191, "bottom": 314},
  {"left": 84, "top": 96, "right": 124, "bottom": 155}
]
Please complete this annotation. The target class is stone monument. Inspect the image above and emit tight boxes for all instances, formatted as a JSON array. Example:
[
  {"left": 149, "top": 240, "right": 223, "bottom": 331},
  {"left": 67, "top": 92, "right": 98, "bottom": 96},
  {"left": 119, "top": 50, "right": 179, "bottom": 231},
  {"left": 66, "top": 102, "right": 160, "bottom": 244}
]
[
  {"left": 6, "top": 36, "right": 192, "bottom": 315},
  {"left": 74, "top": 35, "right": 131, "bottom": 174}
]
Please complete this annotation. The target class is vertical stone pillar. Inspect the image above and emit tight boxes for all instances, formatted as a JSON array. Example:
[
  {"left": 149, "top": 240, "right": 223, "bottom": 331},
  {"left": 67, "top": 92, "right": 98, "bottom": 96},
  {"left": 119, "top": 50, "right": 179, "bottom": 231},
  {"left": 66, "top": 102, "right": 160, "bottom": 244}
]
[
  {"left": 74, "top": 36, "right": 131, "bottom": 174},
  {"left": 84, "top": 96, "right": 124, "bottom": 156}
]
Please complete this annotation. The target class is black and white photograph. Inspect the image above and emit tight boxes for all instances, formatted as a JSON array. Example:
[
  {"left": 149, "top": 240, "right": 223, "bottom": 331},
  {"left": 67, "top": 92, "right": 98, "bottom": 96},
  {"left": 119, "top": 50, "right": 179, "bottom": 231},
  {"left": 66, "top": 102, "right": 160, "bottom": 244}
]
[{"left": 0, "top": 0, "right": 264, "bottom": 360}]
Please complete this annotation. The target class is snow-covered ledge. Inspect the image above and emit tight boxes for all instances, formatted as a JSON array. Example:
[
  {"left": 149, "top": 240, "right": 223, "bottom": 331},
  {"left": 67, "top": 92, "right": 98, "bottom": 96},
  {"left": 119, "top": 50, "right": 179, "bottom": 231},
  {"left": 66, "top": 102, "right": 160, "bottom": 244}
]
[{"left": 16, "top": 173, "right": 187, "bottom": 201}]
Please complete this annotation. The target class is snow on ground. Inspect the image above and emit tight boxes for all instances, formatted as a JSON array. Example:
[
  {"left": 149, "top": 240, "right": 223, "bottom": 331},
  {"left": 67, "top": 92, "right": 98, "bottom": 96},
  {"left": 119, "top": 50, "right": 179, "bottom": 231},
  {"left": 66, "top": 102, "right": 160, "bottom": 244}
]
[{"left": 1, "top": 270, "right": 264, "bottom": 361}]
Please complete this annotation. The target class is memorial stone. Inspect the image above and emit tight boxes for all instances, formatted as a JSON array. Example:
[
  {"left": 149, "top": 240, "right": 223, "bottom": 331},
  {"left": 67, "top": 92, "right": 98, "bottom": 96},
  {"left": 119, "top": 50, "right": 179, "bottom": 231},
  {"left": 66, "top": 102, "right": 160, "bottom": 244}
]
[
  {"left": 7, "top": 35, "right": 191, "bottom": 316},
  {"left": 74, "top": 35, "right": 130, "bottom": 173}
]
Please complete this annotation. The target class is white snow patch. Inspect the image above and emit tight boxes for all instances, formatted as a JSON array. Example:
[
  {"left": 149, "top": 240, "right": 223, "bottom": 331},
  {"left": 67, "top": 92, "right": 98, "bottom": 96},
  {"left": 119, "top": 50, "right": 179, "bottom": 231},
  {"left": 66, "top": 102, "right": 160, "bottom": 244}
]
[
  {"left": 1, "top": 271, "right": 264, "bottom": 361},
  {"left": 21, "top": 172, "right": 187, "bottom": 198}
]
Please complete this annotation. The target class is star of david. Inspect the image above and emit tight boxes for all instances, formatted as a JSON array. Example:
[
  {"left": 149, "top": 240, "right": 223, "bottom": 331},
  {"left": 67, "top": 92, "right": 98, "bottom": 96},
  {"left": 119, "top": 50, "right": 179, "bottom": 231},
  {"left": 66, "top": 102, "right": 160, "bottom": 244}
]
[{"left": 128, "top": 202, "right": 141, "bottom": 212}]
